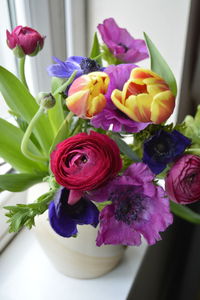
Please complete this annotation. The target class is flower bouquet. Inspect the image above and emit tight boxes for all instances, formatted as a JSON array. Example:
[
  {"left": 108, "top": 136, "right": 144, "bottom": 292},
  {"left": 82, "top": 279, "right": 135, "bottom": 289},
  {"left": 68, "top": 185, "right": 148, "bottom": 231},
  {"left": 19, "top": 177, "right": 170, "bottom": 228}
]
[{"left": 1, "top": 18, "right": 200, "bottom": 251}]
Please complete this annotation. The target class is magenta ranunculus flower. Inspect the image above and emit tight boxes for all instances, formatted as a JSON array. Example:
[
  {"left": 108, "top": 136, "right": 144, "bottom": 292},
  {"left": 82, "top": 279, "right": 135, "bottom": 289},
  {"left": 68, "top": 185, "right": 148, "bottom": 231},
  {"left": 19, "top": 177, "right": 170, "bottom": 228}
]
[
  {"left": 165, "top": 154, "right": 200, "bottom": 204},
  {"left": 98, "top": 18, "right": 149, "bottom": 63},
  {"left": 50, "top": 131, "right": 122, "bottom": 204},
  {"left": 6, "top": 25, "right": 44, "bottom": 57},
  {"left": 88, "top": 163, "right": 173, "bottom": 246}
]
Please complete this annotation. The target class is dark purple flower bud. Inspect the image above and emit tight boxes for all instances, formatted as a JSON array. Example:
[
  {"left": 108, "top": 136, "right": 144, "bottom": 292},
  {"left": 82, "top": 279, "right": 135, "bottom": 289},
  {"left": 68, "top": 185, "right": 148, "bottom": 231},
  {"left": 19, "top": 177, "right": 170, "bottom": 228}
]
[
  {"left": 143, "top": 130, "right": 191, "bottom": 174},
  {"left": 6, "top": 25, "right": 45, "bottom": 57}
]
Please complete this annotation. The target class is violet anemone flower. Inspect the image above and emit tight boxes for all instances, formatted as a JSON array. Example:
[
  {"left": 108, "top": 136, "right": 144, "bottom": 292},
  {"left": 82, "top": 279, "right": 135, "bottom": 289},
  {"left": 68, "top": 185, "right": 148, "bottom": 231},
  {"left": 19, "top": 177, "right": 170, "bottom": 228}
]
[
  {"left": 143, "top": 130, "right": 191, "bottom": 174},
  {"left": 48, "top": 188, "right": 99, "bottom": 237},
  {"left": 91, "top": 64, "right": 149, "bottom": 132},
  {"left": 88, "top": 163, "right": 173, "bottom": 246},
  {"left": 98, "top": 18, "right": 149, "bottom": 63},
  {"left": 47, "top": 56, "right": 102, "bottom": 79}
]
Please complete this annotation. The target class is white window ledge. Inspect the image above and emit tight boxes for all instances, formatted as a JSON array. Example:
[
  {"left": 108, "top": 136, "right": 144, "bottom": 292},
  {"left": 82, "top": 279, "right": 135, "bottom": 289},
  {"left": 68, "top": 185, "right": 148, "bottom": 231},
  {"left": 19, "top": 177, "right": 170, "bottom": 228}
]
[{"left": 0, "top": 229, "right": 147, "bottom": 300}]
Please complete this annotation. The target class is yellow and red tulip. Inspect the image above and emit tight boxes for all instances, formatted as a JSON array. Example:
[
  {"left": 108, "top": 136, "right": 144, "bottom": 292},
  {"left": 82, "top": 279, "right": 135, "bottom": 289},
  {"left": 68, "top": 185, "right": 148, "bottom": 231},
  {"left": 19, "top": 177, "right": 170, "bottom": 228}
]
[
  {"left": 66, "top": 72, "right": 109, "bottom": 118},
  {"left": 111, "top": 68, "right": 175, "bottom": 124}
]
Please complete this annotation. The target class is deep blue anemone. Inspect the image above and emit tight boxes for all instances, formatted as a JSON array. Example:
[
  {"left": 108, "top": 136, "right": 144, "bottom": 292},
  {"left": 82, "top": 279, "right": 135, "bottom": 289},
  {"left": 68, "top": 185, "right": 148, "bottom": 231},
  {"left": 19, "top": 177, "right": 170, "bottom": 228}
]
[
  {"left": 143, "top": 130, "right": 191, "bottom": 174},
  {"left": 47, "top": 56, "right": 102, "bottom": 79},
  {"left": 48, "top": 188, "right": 99, "bottom": 237}
]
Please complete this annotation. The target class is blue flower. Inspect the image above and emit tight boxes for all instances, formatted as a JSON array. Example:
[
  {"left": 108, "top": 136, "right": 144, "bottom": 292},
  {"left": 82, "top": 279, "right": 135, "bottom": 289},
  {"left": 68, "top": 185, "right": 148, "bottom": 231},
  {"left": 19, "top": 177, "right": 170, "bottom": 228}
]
[
  {"left": 48, "top": 188, "right": 99, "bottom": 237},
  {"left": 143, "top": 130, "right": 191, "bottom": 174},
  {"left": 47, "top": 56, "right": 102, "bottom": 79}
]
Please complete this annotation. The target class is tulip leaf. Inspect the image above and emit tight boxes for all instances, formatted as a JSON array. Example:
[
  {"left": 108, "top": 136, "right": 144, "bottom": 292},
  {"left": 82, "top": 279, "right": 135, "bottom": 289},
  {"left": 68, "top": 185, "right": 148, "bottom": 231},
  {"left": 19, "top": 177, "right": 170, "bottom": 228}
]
[
  {"left": 0, "top": 173, "right": 45, "bottom": 192},
  {"left": 89, "top": 32, "right": 102, "bottom": 65},
  {"left": 111, "top": 133, "right": 140, "bottom": 162},
  {"left": 0, "top": 66, "right": 54, "bottom": 154},
  {"left": 170, "top": 201, "right": 200, "bottom": 224},
  {"left": 0, "top": 118, "right": 48, "bottom": 173},
  {"left": 144, "top": 33, "right": 177, "bottom": 96}
]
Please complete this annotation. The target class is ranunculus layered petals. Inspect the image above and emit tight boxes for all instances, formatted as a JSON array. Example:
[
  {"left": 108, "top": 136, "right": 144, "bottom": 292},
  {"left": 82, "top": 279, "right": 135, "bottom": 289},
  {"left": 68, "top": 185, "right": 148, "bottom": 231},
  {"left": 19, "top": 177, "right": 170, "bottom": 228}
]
[
  {"left": 111, "top": 68, "right": 175, "bottom": 124},
  {"left": 66, "top": 72, "right": 109, "bottom": 118},
  {"left": 50, "top": 131, "right": 122, "bottom": 192},
  {"left": 165, "top": 155, "right": 200, "bottom": 204},
  {"left": 7, "top": 25, "right": 44, "bottom": 55}
]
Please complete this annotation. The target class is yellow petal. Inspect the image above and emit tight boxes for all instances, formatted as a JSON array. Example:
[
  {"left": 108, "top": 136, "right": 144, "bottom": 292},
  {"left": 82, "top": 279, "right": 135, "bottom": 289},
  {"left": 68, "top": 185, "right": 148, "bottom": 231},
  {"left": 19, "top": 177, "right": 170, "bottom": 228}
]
[
  {"left": 87, "top": 94, "right": 106, "bottom": 118},
  {"left": 151, "top": 90, "right": 175, "bottom": 124},
  {"left": 66, "top": 90, "right": 90, "bottom": 118}
]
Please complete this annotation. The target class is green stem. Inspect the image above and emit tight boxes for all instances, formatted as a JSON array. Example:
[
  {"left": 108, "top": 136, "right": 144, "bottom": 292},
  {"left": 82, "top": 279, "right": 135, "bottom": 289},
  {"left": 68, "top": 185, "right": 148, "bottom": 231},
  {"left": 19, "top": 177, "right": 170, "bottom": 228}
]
[
  {"left": 19, "top": 57, "right": 29, "bottom": 89},
  {"left": 186, "top": 148, "right": 200, "bottom": 155},
  {"left": 52, "top": 71, "right": 77, "bottom": 97},
  {"left": 21, "top": 106, "right": 48, "bottom": 162},
  {"left": 170, "top": 201, "right": 200, "bottom": 224}
]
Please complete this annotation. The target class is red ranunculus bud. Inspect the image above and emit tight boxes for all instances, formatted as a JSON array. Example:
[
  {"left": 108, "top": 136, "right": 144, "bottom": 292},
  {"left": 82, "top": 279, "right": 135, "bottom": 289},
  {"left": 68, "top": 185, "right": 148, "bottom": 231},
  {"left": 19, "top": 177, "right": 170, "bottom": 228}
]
[
  {"left": 165, "top": 154, "right": 200, "bottom": 204},
  {"left": 6, "top": 25, "right": 45, "bottom": 57}
]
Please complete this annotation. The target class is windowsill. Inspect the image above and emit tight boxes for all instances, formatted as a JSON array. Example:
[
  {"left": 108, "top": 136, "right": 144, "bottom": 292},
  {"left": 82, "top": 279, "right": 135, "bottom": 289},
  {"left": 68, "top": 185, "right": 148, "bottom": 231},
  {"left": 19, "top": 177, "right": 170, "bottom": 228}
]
[{"left": 0, "top": 229, "right": 147, "bottom": 300}]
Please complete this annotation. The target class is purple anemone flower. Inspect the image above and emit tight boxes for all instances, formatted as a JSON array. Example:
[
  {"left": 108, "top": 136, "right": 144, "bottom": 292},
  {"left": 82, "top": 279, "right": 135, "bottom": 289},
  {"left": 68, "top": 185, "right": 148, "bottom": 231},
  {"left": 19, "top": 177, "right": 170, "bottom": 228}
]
[
  {"left": 143, "top": 130, "right": 191, "bottom": 174},
  {"left": 91, "top": 64, "right": 149, "bottom": 132},
  {"left": 48, "top": 188, "right": 99, "bottom": 237},
  {"left": 88, "top": 163, "right": 173, "bottom": 246},
  {"left": 98, "top": 18, "right": 149, "bottom": 63},
  {"left": 47, "top": 56, "right": 102, "bottom": 79}
]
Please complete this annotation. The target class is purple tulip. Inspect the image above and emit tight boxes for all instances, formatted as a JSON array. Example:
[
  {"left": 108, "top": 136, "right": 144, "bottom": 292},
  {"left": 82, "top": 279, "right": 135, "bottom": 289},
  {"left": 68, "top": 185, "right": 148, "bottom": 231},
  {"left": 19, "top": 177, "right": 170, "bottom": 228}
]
[
  {"left": 98, "top": 18, "right": 149, "bottom": 63},
  {"left": 6, "top": 26, "right": 44, "bottom": 56}
]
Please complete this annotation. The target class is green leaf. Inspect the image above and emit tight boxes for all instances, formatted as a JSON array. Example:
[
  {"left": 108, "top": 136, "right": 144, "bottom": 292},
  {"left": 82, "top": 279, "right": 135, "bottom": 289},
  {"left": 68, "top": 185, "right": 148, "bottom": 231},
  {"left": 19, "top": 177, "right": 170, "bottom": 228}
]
[
  {"left": 89, "top": 32, "right": 102, "bottom": 65},
  {"left": 0, "top": 118, "right": 48, "bottom": 173},
  {"left": 4, "top": 190, "right": 55, "bottom": 232},
  {"left": 48, "top": 77, "right": 65, "bottom": 134},
  {"left": 49, "top": 112, "right": 73, "bottom": 153},
  {"left": 144, "top": 33, "right": 177, "bottom": 96},
  {"left": 170, "top": 201, "right": 200, "bottom": 224},
  {"left": 111, "top": 133, "right": 140, "bottom": 162},
  {"left": 0, "top": 173, "right": 46, "bottom": 192},
  {"left": 0, "top": 66, "right": 54, "bottom": 154}
]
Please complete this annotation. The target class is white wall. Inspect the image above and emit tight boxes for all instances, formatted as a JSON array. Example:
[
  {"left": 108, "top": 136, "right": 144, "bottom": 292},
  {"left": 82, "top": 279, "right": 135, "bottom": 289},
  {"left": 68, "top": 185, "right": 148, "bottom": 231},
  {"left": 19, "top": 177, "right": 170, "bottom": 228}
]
[{"left": 86, "top": 0, "right": 191, "bottom": 121}]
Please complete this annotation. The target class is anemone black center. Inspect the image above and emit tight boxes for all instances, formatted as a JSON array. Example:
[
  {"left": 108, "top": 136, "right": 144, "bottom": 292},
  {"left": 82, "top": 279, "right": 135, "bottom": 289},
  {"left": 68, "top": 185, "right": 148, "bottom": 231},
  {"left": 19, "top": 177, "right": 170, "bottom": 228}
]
[
  {"left": 80, "top": 58, "right": 100, "bottom": 74},
  {"left": 118, "top": 43, "right": 129, "bottom": 53},
  {"left": 154, "top": 136, "right": 173, "bottom": 157},
  {"left": 112, "top": 189, "right": 145, "bottom": 225}
]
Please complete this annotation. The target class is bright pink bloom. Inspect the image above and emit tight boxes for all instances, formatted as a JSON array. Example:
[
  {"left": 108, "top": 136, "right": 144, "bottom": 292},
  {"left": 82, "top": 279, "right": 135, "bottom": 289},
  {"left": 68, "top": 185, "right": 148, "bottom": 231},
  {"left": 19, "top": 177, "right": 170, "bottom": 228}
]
[
  {"left": 98, "top": 18, "right": 148, "bottom": 63},
  {"left": 165, "top": 154, "right": 200, "bottom": 204},
  {"left": 6, "top": 26, "right": 44, "bottom": 56},
  {"left": 88, "top": 163, "right": 173, "bottom": 246}
]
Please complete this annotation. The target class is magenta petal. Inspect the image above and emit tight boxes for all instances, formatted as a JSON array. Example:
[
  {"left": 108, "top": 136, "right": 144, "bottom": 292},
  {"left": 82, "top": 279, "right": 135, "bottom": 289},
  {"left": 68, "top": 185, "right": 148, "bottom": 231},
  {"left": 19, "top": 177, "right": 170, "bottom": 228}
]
[
  {"left": 68, "top": 190, "right": 84, "bottom": 205},
  {"left": 96, "top": 205, "right": 141, "bottom": 246}
]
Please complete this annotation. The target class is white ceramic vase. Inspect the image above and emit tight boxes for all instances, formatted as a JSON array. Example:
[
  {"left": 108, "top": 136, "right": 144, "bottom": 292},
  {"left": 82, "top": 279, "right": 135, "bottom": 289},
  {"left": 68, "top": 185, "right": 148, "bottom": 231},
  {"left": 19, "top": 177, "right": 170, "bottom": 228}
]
[{"left": 27, "top": 183, "right": 125, "bottom": 279}]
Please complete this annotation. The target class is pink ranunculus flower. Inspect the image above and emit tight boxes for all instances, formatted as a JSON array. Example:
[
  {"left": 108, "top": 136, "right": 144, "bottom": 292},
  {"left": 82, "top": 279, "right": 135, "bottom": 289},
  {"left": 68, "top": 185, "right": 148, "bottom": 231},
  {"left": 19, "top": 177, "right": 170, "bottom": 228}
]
[
  {"left": 165, "top": 154, "right": 200, "bottom": 204},
  {"left": 50, "top": 131, "right": 122, "bottom": 204},
  {"left": 6, "top": 26, "right": 45, "bottom": 56},
  {"left": 98, "top": 18, "right": 149, "bottom": 63}
]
